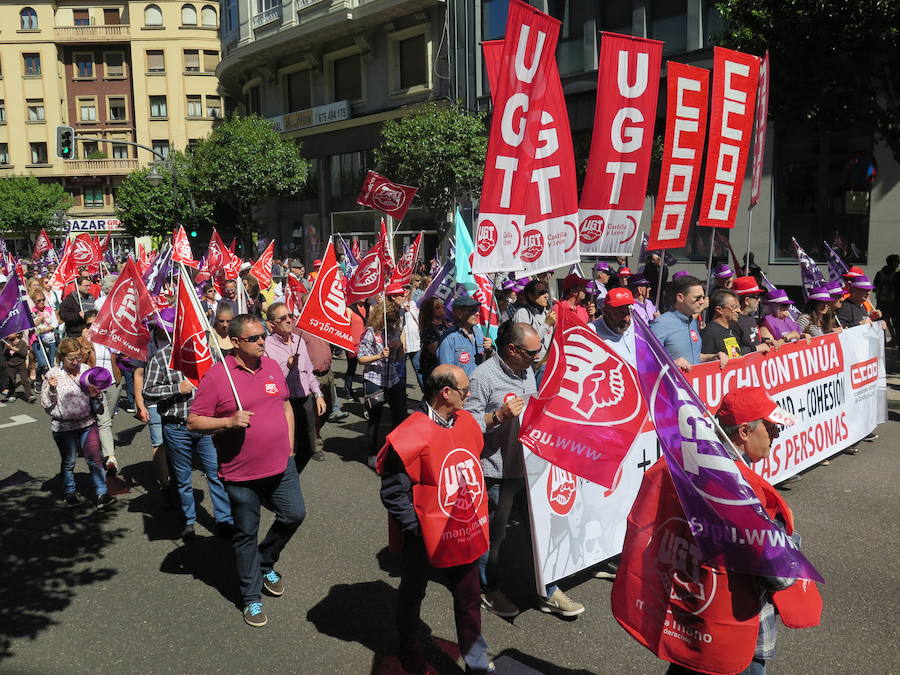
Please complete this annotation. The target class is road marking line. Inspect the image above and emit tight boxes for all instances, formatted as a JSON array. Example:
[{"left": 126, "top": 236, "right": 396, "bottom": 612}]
[{"left": 0, "top": 415, "right": 37, "bottom": 429}]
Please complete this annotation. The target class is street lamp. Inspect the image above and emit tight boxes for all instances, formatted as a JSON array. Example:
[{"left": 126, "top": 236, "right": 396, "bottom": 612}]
[{"left": 147, "top": 164, "right": 163, "bottom": 187}]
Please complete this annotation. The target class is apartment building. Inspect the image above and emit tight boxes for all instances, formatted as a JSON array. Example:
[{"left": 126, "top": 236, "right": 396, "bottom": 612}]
[{"left": 0, "top": 0, "right": 222, "bottom": 251}]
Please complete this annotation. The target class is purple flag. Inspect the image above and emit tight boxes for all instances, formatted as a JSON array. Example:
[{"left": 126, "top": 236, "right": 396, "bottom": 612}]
[
  {"left": 633, "top": 315, "right": 824, "bottom": 582},
  {"left": 339, "top": 237, "right": 359, "bottom": 278},
  {"left": 823, "top": 241, "right": 849, "bottom": 283},
  {"left": 416, "top": 249, "right": 468, "bottom": 310},
  {"left": 791, "top": 238, "right": 826, "bottom": 301},
  {"left": 0, "top": 275, "right": 36, "bottom": 340},
  {"left": 142, "top": 242, "right": 173, "bottom": 297}
]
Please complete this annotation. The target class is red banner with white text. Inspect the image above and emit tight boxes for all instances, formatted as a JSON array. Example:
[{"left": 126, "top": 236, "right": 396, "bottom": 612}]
[
  {"left": 472, "top": 0, "right": 560, "bottom": 275},
  {"left": 749, "top": 51, "right": 770, "bottom": 208},
  {"left": 579, "top": 33, "right": 662, "bottom": 256},
  {"left": 648, "top": 62, "right": 710, "bottom": 250},
  {"left": 296, "top": 242, "right": 355, "bottom": 351},
  {"left": 89, "top": 258, "right": 156, "bottom": 360},
  {"left": 698, "top": 47, "right": 760, "bottom": 229}
]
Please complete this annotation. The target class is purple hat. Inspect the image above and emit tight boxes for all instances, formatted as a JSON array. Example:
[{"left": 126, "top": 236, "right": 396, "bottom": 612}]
[
  {"left": 80, "top": 366, "right": 113, "bottom": 392},
  {"left": 672, "top": 270, "right": 690, "bottom": 280},
  {"left": 500, "top": 279, "right": 519, "bottom": 292},
  {"left": 807, "top": 287, "right": 834, "bottom": 302},
  {"left": 849, "top": 275, "right": 874, "bottom": 290},
  {"left": 825, "top": 280, "right": 845, "bottom": 297},
  {"left": 148, "top": 307, "right": 175, "bottom": 333},
  {"left": 764, "top": 288, "right": 795, "bottom": 305},
  {"left": 594, "top": 261, "right": 611, "bottom": 273},
  {"left": 713, "top": 263, "right": 734, "bottom": 279},
  {"left": 627, "top": 273, "right": 651, "bottom": 287}
]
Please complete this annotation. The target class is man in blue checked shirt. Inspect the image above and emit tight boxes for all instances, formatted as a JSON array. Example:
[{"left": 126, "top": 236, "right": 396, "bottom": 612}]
[{"left": 437, "top": 295, "right": 493, "bottom": 377}]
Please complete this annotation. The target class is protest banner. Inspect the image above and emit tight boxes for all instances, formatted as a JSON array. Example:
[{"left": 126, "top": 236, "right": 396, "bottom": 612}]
[
  {"left": 523, "top": 323, "right": 884, "bottom": 590},
  {"left": 170, "top": 274, "right": 214, "bottom": 385},
  {"left": 388, "top": 232, "right": 422, "bottom": 288},
  {"left": 579, "top": 33, "right": 662, "bottom": 256},
  {"left": 204, "top": 228, "right": 229, "bottom": 274},
  {"left": 0, "top": 275, "right": 35, "bottom": 340},
  {"left": 749, "top": 51, "right": 770, "bottom": 208},
  {"left": 345, "top": 227, "right": 393, "bottom": 305},
  {"left": 32, "top": 229, "right": 54, "bottom": 260}
]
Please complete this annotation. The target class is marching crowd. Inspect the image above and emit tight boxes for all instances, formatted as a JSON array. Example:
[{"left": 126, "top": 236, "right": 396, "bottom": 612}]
[{"left": 1, "top": 246, "right": 894, "bottom": 674}]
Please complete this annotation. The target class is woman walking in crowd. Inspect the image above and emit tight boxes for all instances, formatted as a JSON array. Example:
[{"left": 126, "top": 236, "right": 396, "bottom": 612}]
[
  {"left": 40, "top": 338, "right": 114, "bottom": 508},
  {"left": 759, "top": 289, "right": 804, "bottom": 345},
  {"left": 30, "top": 288, "right": 59, "bottom": 387},
  {"left": 242, "top": 275, "right": 267, "bottom": 318},
  {"left": 798, "top": 288, "right": 843, "bottom": 337},
  {"left": 418, "top": 297, "right": 453, "bottom": 383},
  {"left": 357, "top": 302, "right": 407, "bottom": 469}
]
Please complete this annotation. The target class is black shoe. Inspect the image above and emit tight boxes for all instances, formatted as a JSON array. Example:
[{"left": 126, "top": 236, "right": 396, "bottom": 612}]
[
  {"left": 311, "top": 450, "right": 326, "bottom": 462},
  {"left": 180, "top": 524, "right": 196, "bottom": 541},
  {"left": 96, "top": 494, "right": 116, "bottom": 510},
  {"left": 844, "top": 445, "right": 860, "bottom": 455},
  {"left": 64, "top": 493, "right": 84, "bottom": 508}
]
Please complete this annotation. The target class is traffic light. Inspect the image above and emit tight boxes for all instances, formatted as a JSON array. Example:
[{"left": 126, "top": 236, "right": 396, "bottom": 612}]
[
  {"left": 56, "top": 126, "right": 74, "bottom": 159},
  {"left": 190, "top": 230, "right": 198, "bottom": 237}
]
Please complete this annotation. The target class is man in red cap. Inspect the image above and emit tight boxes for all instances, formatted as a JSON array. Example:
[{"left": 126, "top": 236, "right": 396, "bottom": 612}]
[
  {"left": 614, "top": 387, "right": 821, "bottom": 674},
  {"left": 591, "top": 287, "right": 637, "bottom": 364},
  {"left": 554, "top": 274, "right": 589, "bottom": 324}
]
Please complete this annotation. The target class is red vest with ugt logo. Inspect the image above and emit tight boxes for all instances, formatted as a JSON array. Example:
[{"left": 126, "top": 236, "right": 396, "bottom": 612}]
[
  {"left": 611, "top": 459, "right": 822, "bottom": 675},
  {"left": 383, "top": 411, "right": 489, "bottom": 568}
]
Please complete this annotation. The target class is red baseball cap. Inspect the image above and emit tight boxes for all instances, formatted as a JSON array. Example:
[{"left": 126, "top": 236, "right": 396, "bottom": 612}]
[
  {"left": 842, "top": 265, "right": 864, "bottom": 279},
  {"left": 717, "top": 387, "right": 796, "bottom": 427},
  {"left": 732, "top": 275, "right": 763, "bottom": 296},
  {"left": 618, "top": 266, "right": 632, "bottom": 277},
  {"left": 605, "top": 287, "right": 634, "bottom": 308},
  {"left": 562, "top": 273, "right": 588, "bottom": 294}
]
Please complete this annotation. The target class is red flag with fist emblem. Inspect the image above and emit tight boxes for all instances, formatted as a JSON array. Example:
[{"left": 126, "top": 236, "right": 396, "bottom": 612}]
[
  {"left": 170, "top": 274, "right": 213, "bottom": 385},
  {"left": 296, "top": 241, "right": 355, "bottom": 351},
  {"left": 89, "top": 258, "right": 156, "bottom": 360}
]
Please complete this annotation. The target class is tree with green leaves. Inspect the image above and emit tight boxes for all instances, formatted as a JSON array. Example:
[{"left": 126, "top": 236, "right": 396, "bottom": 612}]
[
  {"left": 115, "top": 151, "right": 214, "bottom": 240},
  {"left": 190, "top": 115, "right": 309, "bottom": 251},
  {"left": 374, "top": 102, "right": 487, "bottom": 221},
  {"left": 716, "top": 0, "right": 900, "bottom": 161},
  {"left": 0, "top": 176, "right": 73, "bottom": 246}
]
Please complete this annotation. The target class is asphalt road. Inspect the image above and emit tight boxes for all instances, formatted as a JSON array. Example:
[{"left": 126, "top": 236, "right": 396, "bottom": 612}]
[{"left": 1, "top": 358, "right": 898, "bottom": 675}]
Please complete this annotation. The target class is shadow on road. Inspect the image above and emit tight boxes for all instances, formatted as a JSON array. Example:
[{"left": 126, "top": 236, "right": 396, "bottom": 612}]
[
  {"left": 0, "top": 473, "right": 127, "bottom": 662},
  {"left": 160, "top": 536, "right": 241, "bottom": 608},
  {"left": 492, "top": 649, "right": 597, "bottom": 674}
]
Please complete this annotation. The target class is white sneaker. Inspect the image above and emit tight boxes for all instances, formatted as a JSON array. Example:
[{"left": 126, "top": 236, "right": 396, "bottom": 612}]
[{"left": 538, "top": 589, "right": 585, "bottom": 617}]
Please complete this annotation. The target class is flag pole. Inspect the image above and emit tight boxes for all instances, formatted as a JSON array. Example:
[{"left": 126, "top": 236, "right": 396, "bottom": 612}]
[
  {"left": 744, "top": 206, "right": 754, "bottom": 276},
  {"left": 33, "top": 328, "right": 51, "bottom": 369},
  {"left": 178, "top": 261, "right": 242, "bottom": 410},
  {"left": 704, "top": 227, "right": 716, "bottom": 296},
  {"left": 655, "top": 251, "right": 666, "bottom": 310}
]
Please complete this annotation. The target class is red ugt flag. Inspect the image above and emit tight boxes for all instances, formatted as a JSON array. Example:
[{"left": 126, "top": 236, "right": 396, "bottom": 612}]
[
  {"left": 71, "top": 233, "right": 102, "bottom": 267},
  {"left": 250, "top": 240, "right": 275, "bottom": 289},
  {"left": 388, "top": 232, "right": 422, "bottom": 288},
  {"left": 170, "top": 275, "right": 214, "bottom": 385},
  {"left": 32, "top": 228, "right": 53, "bottom": 259},
  {"left": 172, "top": 225, "right": 199, "bottom": 267},
  {"left": 205, "top": 228, "right": 229, "bottom": 274},
  {"left": 296, "top": 241, "right": 355, "bottom": 351},
  {"left": 356, "top": 171, "right": 418, "bottom": 223},
  {"left": 89, "top": 258, "right": 156, "bottom": 360},
  {"left": 283, "top": 275, "right": 307, "bottom": 316},
  {"left": 345, "top": 229, "right": 393, "bottom": 305}
]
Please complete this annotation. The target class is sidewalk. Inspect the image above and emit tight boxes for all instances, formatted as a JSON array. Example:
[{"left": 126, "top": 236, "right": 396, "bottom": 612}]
[{"left": 886, "top": 346, "right": 899, "bottom": 409}]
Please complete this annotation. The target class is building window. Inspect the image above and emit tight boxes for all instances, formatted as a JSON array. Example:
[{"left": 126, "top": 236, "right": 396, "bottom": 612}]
[
  {"left": 79, "top": 97, "right": 97, "bottom": 121},
  {"left": 598, "top": 2, "right": 633, "bottom": 34},
  {"left": 20, "top": 7, "right": 38, "bottom": 30},
  {"left": 651, "top": 0, "right": 688, "bottom": 54},
  {"left": 104, "top": 8, "right": 121, "bottom": 25},
  {"left": 27, "top": 99, "right": 45, "bottom": 121},
  {"left": 246, "top": 85, "right": 260, "bottom": 115},
  {"left": 184, "top": 49, "right": 200, "bottom": 72},
  {"left": 257, "top": 0, "right": 278, "bottom": 11},
  {"left": 146, "top": 50, "right": 165, "bottom": 73},
  {"left": 482, "top": 0, "right": 509, "bottom": 41},
  {"left": 0, "top": 144, "right": 8, "bottom": 165},
  {"left": 111, "top": 139, "right": 129, "bottom": 159},
  {"left": 83, "top": 187, "right": 104, "bottom": 208},
  {"left": 186, "top": 94, "right": 202, "bottom": 117},
  {"left": 144, "top": 4, "right": 163, "bottom": 26},
  {"left": 0, "top": 101, "right": 5, "bottom": 124},
  {"left": 206, "top": 95, "right": 221, "bottom": 118},
  {"left": 222, "top": 0, "right": 237, "bottom": 32},
  {"left": 105, "top": 52, "right": 125, "bottom": 78},
  {"left": 187, "top": 138, "right": 200, "bottom": 152},
  {"left": 397, "top": 32, "right": 427, "bottom": 91},
  {"left": 181, "top": 4, "right": 197, "bottom": 25},
  {"left": 108, "top": 97, "right": 127, "bottom": 121},
  {"left": 82, "top": 141, "right": 99, "bottom": 157},
  {"left": 703, "top": 0, "right": 725, "bottom": 47},
  {"left": 152, "top": 139, "right": 170, "bottom": 159},
  {"left": 201, "top": 5, "right": 217, "bottom": 26},
  {"left": 202, "top": 50, "right": 219, "bottom": 72},
  {"left": 149, "top": 95, "right": 168, "bottom": 118},
  {"left": 286, "top": 69, "right": 310, "bottom": 112},
  {"left": 75, "top": 52, "right": 94, "bottom": 78},
  {"left": 30, "top": 142, "right": 48, "bottom": 164},
  {"left": 23, "top": 53, "right": 41, "bottom": 76},
  {"left": 73, "top": 9, "right": 90, "bottom": 25},
  {"left": 333, "top": 54, "right": 362, "bottom": 102},
  {"left": 330, "top": 151, "right": 369, "bottom": 197}
]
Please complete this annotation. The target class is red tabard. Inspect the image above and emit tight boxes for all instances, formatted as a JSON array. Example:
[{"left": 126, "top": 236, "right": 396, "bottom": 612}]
[
  {"left": 611, "top": 458, "right": 822, "bottom": 675},
  {"left": 379, "top": 411, "right": 489, "bottom": 569}
]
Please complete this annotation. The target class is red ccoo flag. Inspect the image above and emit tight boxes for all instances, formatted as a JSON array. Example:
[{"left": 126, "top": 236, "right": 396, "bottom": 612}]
[
  {"left": 356, "top": 171, "right": 418, "bottom": 222},
  {"left": 296, "top": 241, "right": 355, "bottom": 351},
  {"left": 89, "top": 258, "right": 156, "bottom": 360},
  {"left": 172, "top": 225, "right": 198, "bottom": 267},
  {"left": 170, "top": 274, "right": 214, "bottom": 385},
  {"left": 249, "top": 240, "right": 275, "bottom": 289}
]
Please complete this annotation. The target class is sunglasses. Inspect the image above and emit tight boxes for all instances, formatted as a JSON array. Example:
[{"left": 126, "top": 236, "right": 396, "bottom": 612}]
[
  {"left": 513, "top": 344, "right": 541, "bottom": 357},
  {"left": 236, "top": 333, "right": 265, "bottom": 343},
  {"left": 216, "top": 318, "right": 232, "bottom": 324},
  {"left": 273, "top": 314, "right": 294, "bottom": 322},
  {"left": 534, "top": 288, "right": 550, "bottom": 296},
  {"left": 450, "top": 386, "right": 471, "bottom": 397}
]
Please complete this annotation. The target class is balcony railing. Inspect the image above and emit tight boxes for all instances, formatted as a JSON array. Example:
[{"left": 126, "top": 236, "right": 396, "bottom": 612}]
[
  {"left": 252, "top": 6, "right": 282, "bottom": 29},
  {"left": 55, "top": 24, "right": 130, "bottom": 42},
  {"left": 64, "top": 158, "right": 138, "bottom": 174}
]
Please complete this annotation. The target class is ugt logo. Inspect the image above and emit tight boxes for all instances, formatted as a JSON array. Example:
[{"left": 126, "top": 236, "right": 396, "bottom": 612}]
[
  {"left": 373, "top": 184, "right": 404, "bottom": 212},
  {"left": 438, "top": 448, "right": 484, "bottom": 523},
  {"left": 546, "top": 466, "right": 577, "bottom": 515}
]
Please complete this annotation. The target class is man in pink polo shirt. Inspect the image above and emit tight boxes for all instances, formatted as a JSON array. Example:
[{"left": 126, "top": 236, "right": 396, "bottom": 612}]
[{"left": 188, "top": 314, "right": 304, "bottom": 628}]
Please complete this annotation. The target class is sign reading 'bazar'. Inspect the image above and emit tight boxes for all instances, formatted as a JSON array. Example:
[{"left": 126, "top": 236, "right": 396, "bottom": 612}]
[{"left": 67, "top": 218, "right": 124, "bottom": 232}]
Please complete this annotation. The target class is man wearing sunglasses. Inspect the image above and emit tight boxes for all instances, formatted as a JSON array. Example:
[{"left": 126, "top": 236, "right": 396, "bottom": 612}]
[
  {"left": 376, "top": 364, "right": 493, "bottom": 675},
  {"left": 437, "top": 295, "right": 493, "bottom": 377},
  {"left": 650, "top": 275, "right": 726, "bottom": 372},
  {"left": 466, "top": 322, "right": 585, "bottom": 619},
  {"left": 188, "top": 314, "right": 305, "bottom": 628}
]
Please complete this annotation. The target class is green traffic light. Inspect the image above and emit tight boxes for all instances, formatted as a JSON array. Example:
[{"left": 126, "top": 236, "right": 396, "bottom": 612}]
[{"left": 190, "top": 231, "right": 198, "bottom": 237}]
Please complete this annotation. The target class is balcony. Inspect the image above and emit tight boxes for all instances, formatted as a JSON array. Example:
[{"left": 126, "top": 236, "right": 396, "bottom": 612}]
[
  {"left": 252, "top": 5, "right": 283, "bottom": 29},
  {"left": 64, "top": 158, "right": 138, "bottom": 175},
  {"left": 55, "top": 24, "right": 130, "bottom": 42}
]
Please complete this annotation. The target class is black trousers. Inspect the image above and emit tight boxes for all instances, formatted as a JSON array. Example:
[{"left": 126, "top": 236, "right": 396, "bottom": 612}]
[{"left": 290, "top": 396, "right": 317, "bottom": 473}]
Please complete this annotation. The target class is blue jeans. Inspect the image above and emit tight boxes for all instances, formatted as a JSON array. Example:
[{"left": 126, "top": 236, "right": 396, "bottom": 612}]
[
  {"left": 667, "top": 658, "right": 766, "bottom": 674},
  {"left": 52, "top": 424, "right": 107, "bottom": 497},
  {"left": 148, "top": 404, "right": 163, "bottom": 447},
  {"left": 408, "top": 351, "right": 423, "bottom": 389},
  {"left": 32, "top": 339, "right": 57, "bottom": 371},
  {"left": 479, "top": 478, "right": 557, "bottom": 599},
  {"left": 163, "top": 422, "right": 232, "bottom": 526},
  {"left": 225, "top": 461, "right": 306, "bottom": 606},
  {"left": 120, "top": 367, "right": 135, "bottom": 409}
]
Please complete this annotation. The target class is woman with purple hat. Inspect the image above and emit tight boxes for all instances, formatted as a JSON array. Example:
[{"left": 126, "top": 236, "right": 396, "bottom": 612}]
[
  {"left": 40, "top": 338, "right": 114, "bottom": 509},
  {"left": 759, "top": 289, "right": 803, "bottom": 344},
  {"left": 711, "top": 263, "right": 735, "bottom": 291},
  {"left": 627, "top": 274, "right": 659, "bottom": 324},
  {"left": 798, "top": 287, "right": 843, "bottom": 337}
]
